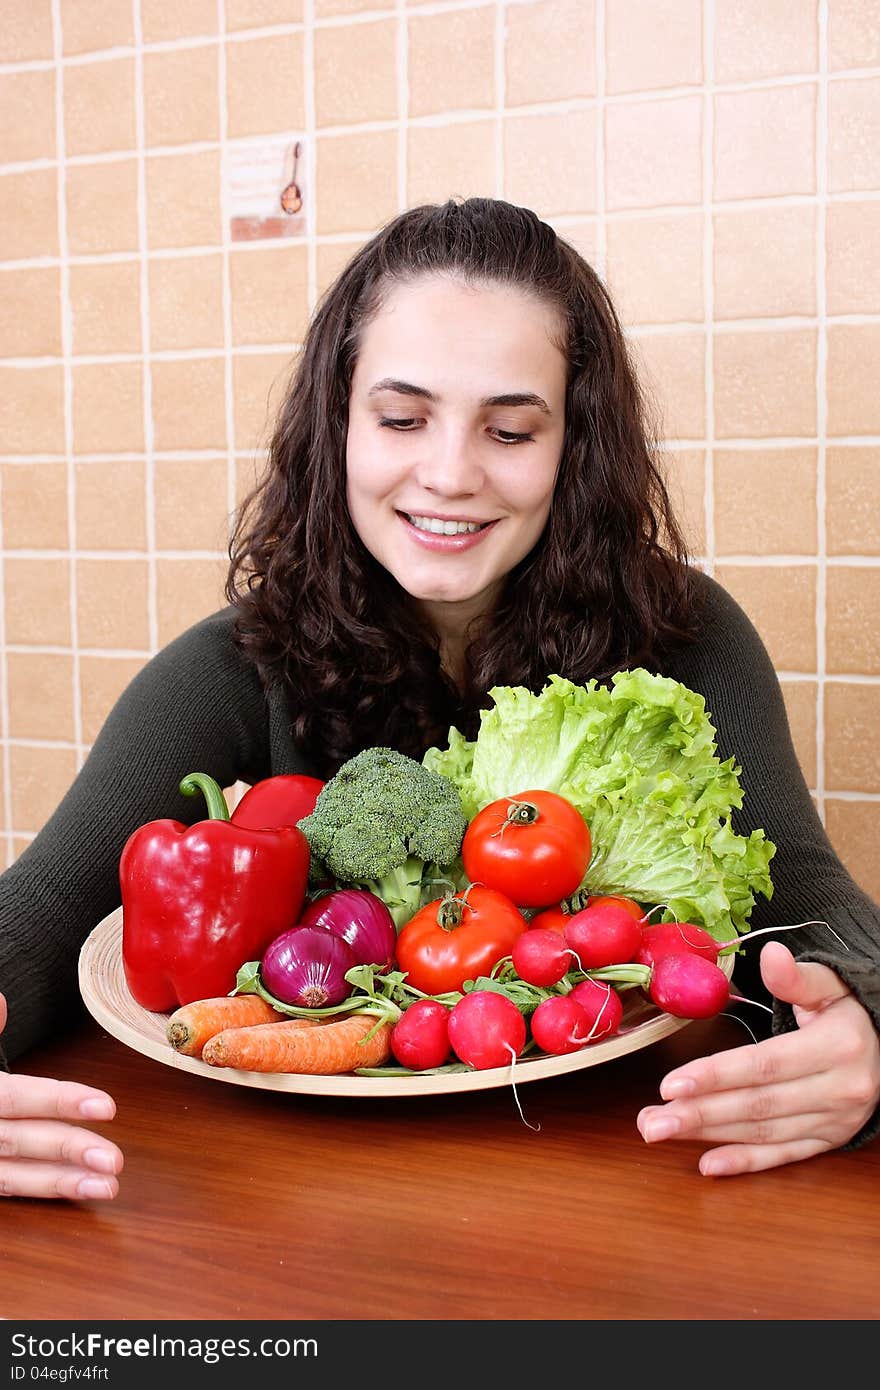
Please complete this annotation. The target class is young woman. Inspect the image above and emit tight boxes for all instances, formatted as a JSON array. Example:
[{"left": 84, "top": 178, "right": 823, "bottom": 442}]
[{"left": 1, "top": 197, "right": 878, "bottom": 1201}]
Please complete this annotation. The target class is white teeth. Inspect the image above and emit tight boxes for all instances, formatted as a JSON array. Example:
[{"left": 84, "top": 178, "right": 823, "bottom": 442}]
[{"left": 406, "top": 514, "right": 486, "bottom": 535}]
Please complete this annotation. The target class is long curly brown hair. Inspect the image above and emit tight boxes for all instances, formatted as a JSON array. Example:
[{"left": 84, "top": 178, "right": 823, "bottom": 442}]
[{"left": 226, "top": 197, "right": 700, "bottom": 778}]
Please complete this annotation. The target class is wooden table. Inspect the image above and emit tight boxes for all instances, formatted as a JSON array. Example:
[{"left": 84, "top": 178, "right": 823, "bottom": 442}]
[{"left": 4, "top": 1010, "right": 880, "bottom": 1321}]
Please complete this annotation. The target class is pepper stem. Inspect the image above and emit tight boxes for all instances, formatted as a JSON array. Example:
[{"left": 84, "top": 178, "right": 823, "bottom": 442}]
[{"left": 179, "top": 772, "right": 231, "bottom": 821}]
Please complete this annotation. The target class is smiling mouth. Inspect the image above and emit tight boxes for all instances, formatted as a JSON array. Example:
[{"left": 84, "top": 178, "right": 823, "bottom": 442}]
[{"left": 399, "top": 512, "right": 494, "bottom": 535}]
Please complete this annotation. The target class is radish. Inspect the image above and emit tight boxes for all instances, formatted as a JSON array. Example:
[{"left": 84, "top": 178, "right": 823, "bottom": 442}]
[
  {"left": 648, "top": 951, "right": 733, "bottom": 1019},
  {"left": 569, "top": 977, "right": 624, "bottom": 1040},
  {"left": 635, "top": 921, "right": 720, "bottom": 968},
  {"left": 511, "top": 928, "right": 577, "bottom": 986},
  {"left": 530, "top": 996, "right": 594, "bottom": 1055},
  {"left": 391, "top": 999, "right": 452, "bottom": 1070},
  {"left": 448, "top": 991, "right": 527, "bottom": 1070},
  {"left": 563, "top": 902, "right": 642, "bottom": 968}
]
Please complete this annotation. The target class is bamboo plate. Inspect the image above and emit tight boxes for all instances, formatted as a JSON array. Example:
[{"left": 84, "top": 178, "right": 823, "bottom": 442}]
[{"left": 78, "top": 906, "right": 734, "bottom": 1098}]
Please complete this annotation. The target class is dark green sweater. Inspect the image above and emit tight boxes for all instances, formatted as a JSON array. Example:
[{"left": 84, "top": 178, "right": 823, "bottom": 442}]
[{"left": 1, "top": 573, "right": 878, "bottom": 1144}]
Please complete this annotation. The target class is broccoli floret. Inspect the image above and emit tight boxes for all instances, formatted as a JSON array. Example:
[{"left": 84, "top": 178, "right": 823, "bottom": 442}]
[{"left": 298, "top": 747, "right": 468, "bottom": 928}]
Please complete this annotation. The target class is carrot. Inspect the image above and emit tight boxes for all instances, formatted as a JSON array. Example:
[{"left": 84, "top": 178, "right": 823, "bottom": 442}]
[
  {"left": 166, "top": 995, "right": 288, "bottom": 1057},
  {"left": 201, "top": 1012, "right": 393, "bottom": 1073}
]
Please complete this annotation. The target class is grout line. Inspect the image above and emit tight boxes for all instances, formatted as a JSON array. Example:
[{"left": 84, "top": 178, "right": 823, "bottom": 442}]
[
  {"left": 703, "top": 0, "right": 715, "bottom": 577},
  {"left": 595, "top": 0, "right": 606, "bottom": 276},
  {"left": 816, "top": 0, "right": 829, "bottom": 825},
  {"left": 305, "top": 0, "right": 318, "bottom": 307},
  {"left": 494, "top": 1, "right": 504, "bottom": 199},
  {"left": 399, "top": 1, "right": 409, "bottom": 210},
  {"left": 5, "top": 548, "right": 880, "bottom": 564},
  {"left": 133, "top": 0, "right": 158, "bottom": 656},
  {"left": 218, "top": 2, "right": 237, "bottom": 554},
  {"left": 51, "top": 0, "right": 84, "bottom": 778}
]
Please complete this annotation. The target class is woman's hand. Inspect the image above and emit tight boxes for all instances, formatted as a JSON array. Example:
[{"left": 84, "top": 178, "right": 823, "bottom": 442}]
[
  {"left": 637, "top": 941, "right": 880, "bottom": 1176},
  {"left": 0, "top": 992, "right": 123, "bottom": 1200}
]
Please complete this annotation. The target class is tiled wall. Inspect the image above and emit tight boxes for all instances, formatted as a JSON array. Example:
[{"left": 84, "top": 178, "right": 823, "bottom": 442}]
[{"left": 1, "top": 1, "right": 878, "bottom": 899}]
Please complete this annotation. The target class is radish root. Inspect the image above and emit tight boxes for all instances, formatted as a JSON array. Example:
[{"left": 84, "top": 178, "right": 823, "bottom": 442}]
[{"left": 506, "top": 1043, "right": 541, "bottom": 1132}]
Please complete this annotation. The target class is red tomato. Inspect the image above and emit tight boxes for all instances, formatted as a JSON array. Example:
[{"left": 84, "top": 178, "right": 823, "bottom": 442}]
[
  {"left": 395, "top": 886, "right": 527, "bottom": 995},
  {"left": 528, "top": 904, "right": 570, "bottom": 934},
  {"left": 462, "top": 790, "right": 591, "bottom": 908},
  {"left": 587, "top": 894, "right": 644, "bottom": 921}
]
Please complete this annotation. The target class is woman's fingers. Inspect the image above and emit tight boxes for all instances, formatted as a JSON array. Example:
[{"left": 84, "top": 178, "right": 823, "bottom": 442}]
[
  {"left": 698, "top": 1138, "right": 833, "bottom": 1178},
  {"left": 658, "top": 1028, "right": 832, "bottom": 1101},
  {"left": 0, "top": 1159, "right": 120, "bottom": 1202},
  {"left": 0, "top": 1072, "right": 115, "bottom": 1123},
  {"left": 0, "top": 1115, "right": 123, "bottom": 1171}
]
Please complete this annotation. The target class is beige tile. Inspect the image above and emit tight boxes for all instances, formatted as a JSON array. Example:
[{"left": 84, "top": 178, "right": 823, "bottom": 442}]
[
  {"left": 76, "top": 559, "right": 150, "bottom": 648},
  {"left": 8, "top": 653, "right": 75, "bottom": 741},
  {"left": 1, "top": 463, "right": 69, "bottom": 549},
  {"left": 314, "top": 0, "right": 375, "bottom": 14},
  {"left": 714, "top": 84, "right": 816, "bottom": 201},
  {"left": 230, "top": 244, "right": 309, "bottom": 346},
  {"left": 69, "top": 261, "right": 142, "bottom": 356},
  {"left": 228, "top": 0, "right": 305, "bottom": 24},
  {"left": 659, "top": 447, "right": 705, "bottom": 555},
  {"left": 826, "top": 447, "right": 880, "bottom": 555},
  {"left": 156, "top": 556, "right": 228, "bottom": 645},
  {"left": 72, "top": 362, "right": 144, "bottom": 454},
  {"left": 606, "top": 0, "right": 702, "bottom": 94},
  {"left": 64, "top": 58, "right": 136, "bottom": 158},
  {"left": 824, "top": 800, "right": 880, "bottom": 901},
  {"left": 146, "top": 150, "right": 222, "bottom": 249},
  {"left": 315, "top": 20, "right": 397, "bottom": 127},
  {"left": 714, "top": 448, "right": 817, "bottom": 555},
  {"left": 232, "top": 350, "right": 296, "bottom": 451},
  {"left": 226, "top": 33, "right": 304, "bottom": 139},
  {"left": 141, "top": 0, "right": 219, "bottom": 42},
  {"left": 154, "top": 456, "right": 230, "bottom": 550},
  {"left": 0, "top": 171, "right": 58, "bottom": 262},
  {"left": 825, "top": 683, "right": 880, "bottom": 791},
  {"left": 826, "top": 567, "right": 880, "bottom": 674},
  {"left": 0, "top": 1, "right": 53, "bottom": 61},
  {"left": 714, "top": 563, "right": 816, "bottom": 669},
  {"left": 551, "top": 221, "right": 598, "bottom": 268},
  {"left": 0, "top": 70, "right": 56, "bottom": 164},
  {"left": 316, "top": 240, "right": 367, "bottom": 301},
  {"left": 144, "top": 45, "right": 219, "bottom": 148},
  {"left": 75, "top": 459, "right": 147, "bottom": 550},
  {"left": 61, "top": 0, "right": 134, "bottom": 54},
  {"left": 779, "top": 679, "right": 817, "bottom": 787},
  {"left": 826, "top": 201, "right": 880, "bottom": 314},
  {"left": 315, "top": 130, "right": 397, "bottom": 235},
  {"left": 827, "top": 325, "right": 880, "bottom": 435},
  {"left": 0, "top": 268, "right": 62, "bottom": 358},
  {"left": 66, "top": 160, "right": 139, "bottom": 255},
  {"left": 10, "top": 745, "right": 78, "bottom": 831},
  {"left": 629, "top": 332, "right": 706, "bottom": 440},
  {"left": 605, "top": 96, "right": 702, "bottom": 211},
  {"left": 714, "top": 205, "right": 816, "bottom": 319},
  {"left": 151, "top": 356, "right": 227, "bottom": 450},
  {"left": 714, "top": 0, "right": 818, "bottom": 82},
  {"left": 149, "top": 254, "right": 225, "bottom": 352},
  {"left": 829, "top": 77, "right": 880, "bottom": 193},
  {"left": 235, "top": 452, "right": 270, "bottom": 511},
  {"left": 406, "top": 123, "right": 496, "bottom": 210},
  {"left": 505, "top": 109, "right": 596, "bottom": 217},
  {"left": 409, "top": 9, "right": 495, "bottom": 119},
  {"left": 5, "top": 558, "right": 70, "bottom": 645},
  {"left": 829, "top": 0, "right": 880, "bottom": 70},
  {"left": 11, "top": 838, "right": 34, "bottom": 864},
  {"left": 80, "top": 655, "right": 149, "bottom": 743},
  {"left": 714, "top": 329, "right": 816, "bottom": 439},
  {"left": 605, "top": 212, "right": 703, "bottom": 325},
  {"left": 10, "top": 745, "right": 78, "bottom": 828},
  {"left": 0, "top": 367, "right": 65, "bottom": 455},
  {"left": 506, "top": 0, "right": 596, "bottom": 106}
]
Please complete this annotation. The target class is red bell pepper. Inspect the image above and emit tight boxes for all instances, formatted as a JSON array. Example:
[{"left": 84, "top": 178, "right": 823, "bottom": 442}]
[
  {"left": 230, "top": 773, "right": 324, "bottom": 831},
  {"left": 120, "top": 771, "right": 310, "bottom": 1011}
]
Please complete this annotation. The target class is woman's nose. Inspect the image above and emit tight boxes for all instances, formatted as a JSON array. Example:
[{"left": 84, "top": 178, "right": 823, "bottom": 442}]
[{"left": 414, "top": 426, "right": 486, "bottom": 496}]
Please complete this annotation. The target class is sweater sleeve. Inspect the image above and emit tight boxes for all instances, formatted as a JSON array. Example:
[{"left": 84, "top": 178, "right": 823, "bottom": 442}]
[
  {"left": 666, "top": 572, "right": 880, "bottom": 1147},
  {"left": 0, "top": 607, "right": 272, "bottom": 1066}
]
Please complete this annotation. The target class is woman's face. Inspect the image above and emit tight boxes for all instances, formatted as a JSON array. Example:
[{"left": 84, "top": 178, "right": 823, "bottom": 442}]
[{"left": 345, "top": 274, "right": 567, "bottom": 634}]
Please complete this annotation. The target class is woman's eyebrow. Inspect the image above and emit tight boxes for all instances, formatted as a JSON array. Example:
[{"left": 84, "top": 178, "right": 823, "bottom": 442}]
[{"left": 366, "top": 377, "right": 552, "bottom": 415}]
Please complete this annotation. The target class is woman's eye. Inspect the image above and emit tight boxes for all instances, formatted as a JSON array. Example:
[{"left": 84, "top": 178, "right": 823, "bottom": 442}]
[{"left": 377, "top": 418, "right": 533, "bottom": 445}]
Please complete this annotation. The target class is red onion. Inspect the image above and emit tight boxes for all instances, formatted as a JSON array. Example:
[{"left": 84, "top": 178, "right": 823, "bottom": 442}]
[
  {"left": 260, "top": 925, "right": 357, "bottom": 1008},
  {"left": 299, "top": 888, "right": 397, "bottom": 972}
]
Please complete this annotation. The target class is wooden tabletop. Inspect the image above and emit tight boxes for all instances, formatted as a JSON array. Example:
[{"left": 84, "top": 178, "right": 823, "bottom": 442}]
[{"left": 4, "top": 1010, "right": 880, "bottom": 1322}]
